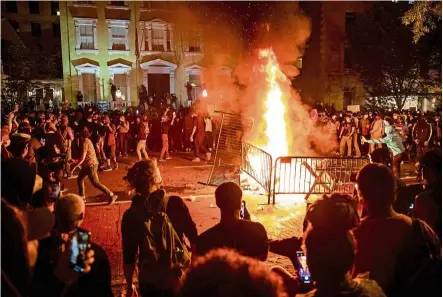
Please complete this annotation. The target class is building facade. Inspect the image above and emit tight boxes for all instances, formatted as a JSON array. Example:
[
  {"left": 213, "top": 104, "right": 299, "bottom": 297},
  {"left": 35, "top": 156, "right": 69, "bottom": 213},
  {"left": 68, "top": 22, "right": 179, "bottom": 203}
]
[
  {"left": 60, "top": 1, "right": 235, "bottom": 108},
  {"left": 296, "top": 2, "right": 371, "bottom": 110},
  {"left": 1, "top": 0, "right": 63, "bottom": 106}
]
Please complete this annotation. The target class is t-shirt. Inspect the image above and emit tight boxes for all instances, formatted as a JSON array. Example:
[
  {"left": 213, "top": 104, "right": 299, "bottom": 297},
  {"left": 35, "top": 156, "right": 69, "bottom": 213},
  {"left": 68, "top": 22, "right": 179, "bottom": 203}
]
[
  {"left": 193, "top": 116, "right": 206, "bottom": 137},
  {"left": 82, "top": 138, "right": 98, "bottom": 167},
  {"left": 204, "top": 118, "right": 213, "bottom": 132},
  {"left": 161, "top": 118, "right": 170, "bottom": 135},
  {"left": 196, "top": 219, "right": 269, "bottom": 261}
]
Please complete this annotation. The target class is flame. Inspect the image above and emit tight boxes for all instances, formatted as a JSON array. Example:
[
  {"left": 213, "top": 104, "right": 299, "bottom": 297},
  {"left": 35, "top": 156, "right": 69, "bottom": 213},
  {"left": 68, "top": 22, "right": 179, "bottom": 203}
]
[{"left": 246, "top": 49, "right": 314, "bottom": 205}]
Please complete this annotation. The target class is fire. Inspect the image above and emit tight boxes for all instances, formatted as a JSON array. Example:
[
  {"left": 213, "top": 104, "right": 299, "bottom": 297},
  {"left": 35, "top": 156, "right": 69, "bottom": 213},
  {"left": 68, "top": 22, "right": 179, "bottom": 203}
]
[
  {"left": 260, "top": 49, "right": 289, "bottom": 160},
  {"left": 245, "top": 48, "right": 314, "bottom": 205}
]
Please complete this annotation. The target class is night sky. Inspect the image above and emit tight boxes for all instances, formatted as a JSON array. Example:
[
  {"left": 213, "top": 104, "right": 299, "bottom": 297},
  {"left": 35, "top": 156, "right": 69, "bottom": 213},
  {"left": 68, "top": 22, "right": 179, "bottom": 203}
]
[{"left": 187, "top": 1, "right": 278, "bottom": 49}]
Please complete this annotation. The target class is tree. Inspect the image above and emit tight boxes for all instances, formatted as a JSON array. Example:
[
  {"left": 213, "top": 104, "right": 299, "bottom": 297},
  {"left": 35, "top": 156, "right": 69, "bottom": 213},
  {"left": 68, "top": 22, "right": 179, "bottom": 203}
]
[
  {"left": 347, "top": 2, "right": 441, "bottom": 110},
  {"left": 1, "top": 41, "right": 61, "bottom": 108},
  {"left": 402, "top": 1, "right": 442, "bottom": 44}
]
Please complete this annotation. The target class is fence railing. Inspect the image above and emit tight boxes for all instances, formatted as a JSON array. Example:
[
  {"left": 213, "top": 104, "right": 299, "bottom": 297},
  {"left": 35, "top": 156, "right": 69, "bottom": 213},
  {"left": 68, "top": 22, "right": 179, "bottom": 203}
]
[
  {"left": 206, "top": 111, "right": 254, "bottom": 186},
  {"left": 272, "top": 156, "right": 369, "bottom": 204},
  {"left": 241, "top": 142, "right": 273, "bottom": 204}
]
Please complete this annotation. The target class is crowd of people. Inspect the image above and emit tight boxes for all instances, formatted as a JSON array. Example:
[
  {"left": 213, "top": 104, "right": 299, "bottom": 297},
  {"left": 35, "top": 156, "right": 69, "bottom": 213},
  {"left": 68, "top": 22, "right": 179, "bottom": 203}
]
[{"left": 1, "top": 101, "right": 442, "bottom": 297}]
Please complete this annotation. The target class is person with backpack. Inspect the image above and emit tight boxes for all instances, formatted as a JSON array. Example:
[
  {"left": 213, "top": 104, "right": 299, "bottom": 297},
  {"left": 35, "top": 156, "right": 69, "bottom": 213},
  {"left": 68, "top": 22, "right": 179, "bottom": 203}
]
[
  {"left": 354, "top": 164, "right": 441, "bottom": 297},
  {"left": 121, "top": 160, "right": 197, "bottom": 297}
]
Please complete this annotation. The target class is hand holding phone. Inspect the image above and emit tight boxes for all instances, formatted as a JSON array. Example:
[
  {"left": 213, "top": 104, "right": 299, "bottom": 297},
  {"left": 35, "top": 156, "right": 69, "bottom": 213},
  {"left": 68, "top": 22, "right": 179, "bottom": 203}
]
[
  {"left": 296, "top": 251, "right": 311, "bottom": 284},
  {"left": 70, "top": 228, "right": 92, "bottom": 273}
]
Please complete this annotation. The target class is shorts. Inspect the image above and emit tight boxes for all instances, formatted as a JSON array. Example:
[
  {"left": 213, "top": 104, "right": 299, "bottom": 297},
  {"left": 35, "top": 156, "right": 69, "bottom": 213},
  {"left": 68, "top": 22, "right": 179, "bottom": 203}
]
[{"left": 104, "top": 144, "right": 116, "bottom": 159}]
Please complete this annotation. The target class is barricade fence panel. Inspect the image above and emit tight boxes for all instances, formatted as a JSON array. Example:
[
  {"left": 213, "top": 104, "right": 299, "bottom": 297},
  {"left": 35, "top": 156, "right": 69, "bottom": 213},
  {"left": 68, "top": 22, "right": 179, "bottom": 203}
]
[
  {"left": 241, "top": 142, "right": 273, "bottom": 203},
  {"left": 273, "top": 156, "right": 369, "bottom": 203},
  {"left": 206, "top": 112, "right": 254, "bottom": 186}
]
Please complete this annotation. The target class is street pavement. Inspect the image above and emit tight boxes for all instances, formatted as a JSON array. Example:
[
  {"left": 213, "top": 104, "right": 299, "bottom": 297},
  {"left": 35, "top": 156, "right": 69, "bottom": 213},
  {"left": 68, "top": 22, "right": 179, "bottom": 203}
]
[{"left": 61, "top": 151, "right": 419, "bottom": 295}]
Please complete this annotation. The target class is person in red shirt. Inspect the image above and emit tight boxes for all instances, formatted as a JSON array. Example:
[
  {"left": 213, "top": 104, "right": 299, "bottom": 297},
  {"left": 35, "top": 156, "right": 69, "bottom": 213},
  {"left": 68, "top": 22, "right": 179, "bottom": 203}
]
[{"left": 190, "top": 111, "right": 211, "bottom": 162}]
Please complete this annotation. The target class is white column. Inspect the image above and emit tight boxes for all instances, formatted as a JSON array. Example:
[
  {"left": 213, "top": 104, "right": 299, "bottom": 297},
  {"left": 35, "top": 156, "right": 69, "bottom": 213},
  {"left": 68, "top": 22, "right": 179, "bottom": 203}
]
[
  {"left": 143, "top": 69, "right": 148, "bottom": 89},
  {"left": 93, "top": 23, "right": 98, "bottom": 50},
  {"left": 147, "top": 24, "right": 152, "bottom": 51},
  {"left": 140, "top": 23, "right": 145, "bottom": 51},
  {"left": 78, "top": 73, "right": 84, "bottom": 95},
  {"left": 126, "top": 72, "right": 130, "bottom": 102},
  {"left": 163, "top": 26, "right": 167, "bottom": 51},
  {"left": 169, "top": 25, "right": 174, "bottom": 51},
  {"left": 125, "top": 23, "right": 129, "bottom": 51},
  {"left": 108, "top": 26, "right": 113, "bottom": 50},
  {"left": 169, "top": 70, "right": 175, "bottom": 94},
  {"left": 75, "top": 24, "right": 81, "bottom": 48}
]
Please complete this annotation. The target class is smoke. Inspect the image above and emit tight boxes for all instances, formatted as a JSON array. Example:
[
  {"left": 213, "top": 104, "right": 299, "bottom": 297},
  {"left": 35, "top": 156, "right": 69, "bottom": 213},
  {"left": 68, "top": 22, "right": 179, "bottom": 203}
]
[{"left": 179, "top": 2, "right": 337, "bottom": 155}]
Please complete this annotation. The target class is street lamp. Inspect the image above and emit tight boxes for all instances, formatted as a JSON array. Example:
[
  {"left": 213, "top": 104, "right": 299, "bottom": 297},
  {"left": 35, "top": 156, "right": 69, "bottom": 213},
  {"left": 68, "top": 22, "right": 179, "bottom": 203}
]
[{"left": 116, "top": 89, "right": 122, "bottom": 99}]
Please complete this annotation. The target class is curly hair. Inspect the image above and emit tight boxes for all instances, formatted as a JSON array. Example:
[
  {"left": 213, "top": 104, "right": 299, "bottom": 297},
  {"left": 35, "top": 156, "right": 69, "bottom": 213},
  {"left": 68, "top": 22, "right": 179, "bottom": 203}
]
[
  {"left": 124, "top": 160, "right": 159, "bottom": 194},
  {"left": 180, "top": 248, "right": 287, "bottom": 297}
]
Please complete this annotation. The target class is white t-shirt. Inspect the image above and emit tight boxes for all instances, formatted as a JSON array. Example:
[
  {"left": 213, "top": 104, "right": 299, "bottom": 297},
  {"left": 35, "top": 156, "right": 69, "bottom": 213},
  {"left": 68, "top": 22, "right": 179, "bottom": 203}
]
[{"left": 204, "top": 118, "right": 212, "bottom": 132}]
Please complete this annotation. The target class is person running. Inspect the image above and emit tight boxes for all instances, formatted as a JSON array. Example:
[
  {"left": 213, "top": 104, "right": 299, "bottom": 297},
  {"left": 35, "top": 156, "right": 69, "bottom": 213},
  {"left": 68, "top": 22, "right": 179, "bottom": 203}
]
[{"left": 70, "top": 127, "right": 118, "bottom": 204}]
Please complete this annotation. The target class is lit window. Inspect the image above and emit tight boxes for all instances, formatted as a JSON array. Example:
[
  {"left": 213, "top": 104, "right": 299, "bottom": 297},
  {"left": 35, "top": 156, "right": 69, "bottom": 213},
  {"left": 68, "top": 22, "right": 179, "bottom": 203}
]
[
  {"left": 186, "top": 29, "right": 202, "bottom": 53},
  {"left": 143, "top": 21, "right": 172, "bottom": 52},
  {"left": 79, "top": 24, "right": 94, "bottom": 49},
  {"left": 108, "top": 20, "right": 129, "bottom": 50}
]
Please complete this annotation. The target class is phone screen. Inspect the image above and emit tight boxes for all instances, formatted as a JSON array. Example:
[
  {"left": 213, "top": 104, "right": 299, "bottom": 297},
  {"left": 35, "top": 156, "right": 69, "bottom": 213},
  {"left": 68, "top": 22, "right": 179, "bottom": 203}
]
[
  {"left": 70, "top": 228, "right": 91, "bottom": 273},
  {"left": 51, "top": 183, "right": 60, "bottom": 200},
  {"left": 296, "top": 251, "right": 311, "bottom": 284},
  {"left": 239, "top": 200, "right": 246, "bottom": 219}
]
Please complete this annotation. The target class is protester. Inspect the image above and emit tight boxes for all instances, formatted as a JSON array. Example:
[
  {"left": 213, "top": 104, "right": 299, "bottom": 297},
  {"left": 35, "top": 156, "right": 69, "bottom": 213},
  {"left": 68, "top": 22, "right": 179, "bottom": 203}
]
[
  {"left": 413, "top": 150, "right": 442, "bottom": 239},
  {"left": 412, "top": 114, "right": 433, "bottom": 164},
  {"left": 31, "top": 194, "right": 112, "bottom": 297},
  {"left": 190, "top": 111, "right": 211, "bottom": 162},
  {"left": 369, "top": 114, "right": 384, "bottom": 153},
  {"left": 70, "top": 127, "right": 118, "bottom": 204},
  {"left": 296, "top": 194, "right": 386, "bottom": 297},
  {"left": 362, "top": 118, "right": 405, "bottom": 177},
  {"left": 159, "top": 108, "right": 172, "bottom": 162},
  {"left": 102, "top": 115, "right": 118, "bottom": 171},
  {"left": 135, "top": 115, "right": 149, "bottom": 161},
  {"left": 196, "top": 182, "right": 269, "bottom": 260},
  {"left": 117, "top": 115, "right": 130, "bottom": 157},
  {"left": 180, "top": 249, "right": 287, "bottom": 297},
  {"left": 121, "top": 160, "right": 197, "bottom": 297},
  {"left": 354, "top": 163, "right": 441, "bottom": 297}
]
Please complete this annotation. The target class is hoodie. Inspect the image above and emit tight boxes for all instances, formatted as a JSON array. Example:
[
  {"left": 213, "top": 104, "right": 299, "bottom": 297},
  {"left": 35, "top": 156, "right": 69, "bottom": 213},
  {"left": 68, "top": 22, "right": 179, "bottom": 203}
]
[{"left": 366, "top": 125, "right": 405, "bottom": 156}]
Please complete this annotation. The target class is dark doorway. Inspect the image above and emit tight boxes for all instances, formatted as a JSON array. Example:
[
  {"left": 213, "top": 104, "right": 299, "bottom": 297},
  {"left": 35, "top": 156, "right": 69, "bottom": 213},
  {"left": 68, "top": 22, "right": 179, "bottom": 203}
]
[{"left": 148, "top": 74, "right": 170, "bottom": 98}]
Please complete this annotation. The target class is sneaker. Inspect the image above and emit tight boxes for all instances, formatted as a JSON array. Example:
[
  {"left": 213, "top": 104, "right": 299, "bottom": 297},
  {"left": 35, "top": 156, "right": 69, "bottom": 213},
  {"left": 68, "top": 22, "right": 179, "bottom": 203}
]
[
  {"left": 107, "top": 193, "right": 118, "bottom": 205},
  {"left": 103, "top": 166, "right": 112, "bottom": 172},
  {"left": 192, "top": 157, "right": 201, "bottom": 162},
  {"left": 206, "top": 152, "right": 212, "bottom": 161},
  {"left": 68, "top": 174, "right": 78, "bottom": 179},
  {"left": 123, "top": 153, "right": 129, "bottom": 158},
  {"left": 158, "top": 159, "right": 166, "bottom": 162},
  {"left": 166, "top": 156, "right": 172, "bottom": 160}
]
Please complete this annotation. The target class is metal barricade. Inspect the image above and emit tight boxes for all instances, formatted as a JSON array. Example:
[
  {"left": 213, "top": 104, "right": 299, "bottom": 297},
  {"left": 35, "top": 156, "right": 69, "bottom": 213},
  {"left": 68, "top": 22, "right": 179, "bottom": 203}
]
[
  {"left": 272, "top": 156, "right": 369, "bottom": 204},
  {"left": 206, "top": 111, "right": 254, "bottom": 186},
  {"left": 241, "top": 142, "right": 273, "bottom": 204}
]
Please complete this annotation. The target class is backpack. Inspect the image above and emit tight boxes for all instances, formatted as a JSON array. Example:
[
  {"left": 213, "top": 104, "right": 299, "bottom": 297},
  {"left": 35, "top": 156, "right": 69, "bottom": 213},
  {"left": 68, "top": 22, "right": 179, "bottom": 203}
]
[
  {"left": 390, "top": 218, "right": 442, "bottom": 297},
  {"left": 137, "top": 192, "right": 191, "bottom": 291}
]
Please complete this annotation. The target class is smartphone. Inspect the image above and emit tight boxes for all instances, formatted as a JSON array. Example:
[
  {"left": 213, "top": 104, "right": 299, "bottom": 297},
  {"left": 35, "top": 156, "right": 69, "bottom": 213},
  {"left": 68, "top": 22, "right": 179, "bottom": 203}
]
[
  {"left": 296, "top": 251, "right": 312, "bottom": 284},
  {"left": 240, "top": 200, "right": 246, "bottom": 219},
  {"left": 40, "top": 138, "right": 46, "bottom": 145},
  {"left": 70, "top": 228, "right": 91, "bottom": 273},
  {"left": 50, "top": 183, "right": 60, "bottom": 201},
  {"left": 409, "top": 203, "right": 414, "bottom": 210}
]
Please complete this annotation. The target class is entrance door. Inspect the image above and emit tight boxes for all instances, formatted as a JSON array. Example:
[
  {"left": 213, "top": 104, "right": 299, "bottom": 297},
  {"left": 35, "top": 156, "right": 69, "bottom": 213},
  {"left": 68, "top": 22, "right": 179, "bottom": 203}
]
[{"left": 148, "top": 73, "right": 170, "bottom": 98}]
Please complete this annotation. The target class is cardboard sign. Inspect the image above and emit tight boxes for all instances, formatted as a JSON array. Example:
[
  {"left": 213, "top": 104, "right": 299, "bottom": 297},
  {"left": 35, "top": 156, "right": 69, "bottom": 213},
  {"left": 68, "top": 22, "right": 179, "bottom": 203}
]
[{"left": 347, "top": 105, "right": 360, "bottom": 113}]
